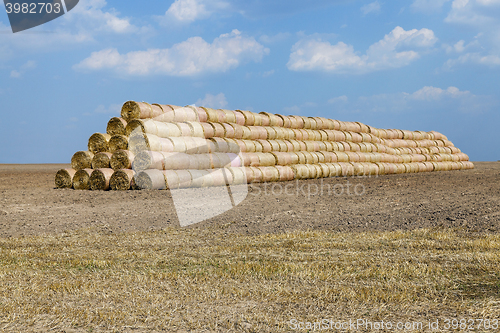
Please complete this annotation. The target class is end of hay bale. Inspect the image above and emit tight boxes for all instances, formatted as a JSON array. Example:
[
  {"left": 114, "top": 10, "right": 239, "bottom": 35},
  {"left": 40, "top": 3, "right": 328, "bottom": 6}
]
[
  {"left": 134, "top": 169, "right": 167, "bottom": 190},
  {"left": 106, "top": 117, "right": 127, "bottom": 136},
  {"left": 110, "top": 150, "right": 135, "bottom": 170},
  {"left": 55, "top": 168, "right": 76, "bottom": 189},
  {"left": 73, "top": 168, "right": 93, "bottom": 190},
  {"left": 88, "top": 133, "right": 111, "bottom": 154},
  {"left": 121, "top": 101, "right": 151, "bottom": 122},
  {"left": 110, "top": 169, "right": 136, "bottom": 191},
  {"left": 91, "top": 152, "right": 113, "bottom": 169},
  {"left": 71, "top": 151, "right": 94, "bottom": 170},
  {"left": 90, "top": 168, "right": 114, "bottom": 190},
  {"left": 109, "top": 135, "right": 129, "bottom": 153},
  {"left": 125, "top": 119, "right": 145, "bottom": 137}
]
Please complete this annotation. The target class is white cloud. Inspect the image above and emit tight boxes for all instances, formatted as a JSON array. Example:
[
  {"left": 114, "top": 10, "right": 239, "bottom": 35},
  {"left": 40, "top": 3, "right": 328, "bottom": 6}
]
[
  {"left": 444, "top": 52, "right": 500, "bottom": 68},
  {"left": 411, "top": 0, "right": 450, "bottom": 13},
  {"left": 445, "top": 0, "right": 500, "bottom": 26},
  {"left": 196, "top": 93, "right": 228, "bottom": 108},
  {"left": 335, "top": 86, "right": 497, "bottom": 114},
  {"left": 65, "top": 0, "right": 144, "bottom": 34},
  {"left": 10, "top": 60, "right": 36, "bottom": 78},
  {"left": 361, "top": 1, "right": 381, "bottom": 15},
  {"left": 0, "top": 0, "right": 149, "bottom": 64},
  {"left": 74, "top": 30, "right": 269, "bottom": 76},
  {"left": 287, "top": 26, "right": 437, "bottom": 74},
  {"left": 442, "top": 0, "right": 500, "bottom": 68},
  {"left": 328, "top": 95, "right": 349, "bottom": 104},
  {"left": 162, "top": 0, "right": 229, "bottom": 23}
]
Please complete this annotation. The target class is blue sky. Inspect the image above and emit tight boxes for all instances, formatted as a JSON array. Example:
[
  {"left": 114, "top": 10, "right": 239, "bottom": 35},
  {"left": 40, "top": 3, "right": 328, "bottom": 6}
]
[{"left": 0, "top": 0, "right": 499, "bottom": 163}]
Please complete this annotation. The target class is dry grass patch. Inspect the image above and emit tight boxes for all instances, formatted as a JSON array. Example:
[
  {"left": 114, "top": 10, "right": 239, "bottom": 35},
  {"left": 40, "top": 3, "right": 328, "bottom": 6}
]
[{"left": 0, "top": 227, "right": 499, "bottom": 332}]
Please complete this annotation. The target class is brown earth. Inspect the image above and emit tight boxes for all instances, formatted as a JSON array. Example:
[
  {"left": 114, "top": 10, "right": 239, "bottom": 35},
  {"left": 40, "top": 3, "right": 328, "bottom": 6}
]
[{"left": 1, "top": 162, "right": 499, "bottom": 238}]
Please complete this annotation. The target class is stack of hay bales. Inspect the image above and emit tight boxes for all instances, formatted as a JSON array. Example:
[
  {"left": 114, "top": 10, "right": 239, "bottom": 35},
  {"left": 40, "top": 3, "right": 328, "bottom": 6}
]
[{"left": 55, "top": 101, "right": 473, "bottom": 190}]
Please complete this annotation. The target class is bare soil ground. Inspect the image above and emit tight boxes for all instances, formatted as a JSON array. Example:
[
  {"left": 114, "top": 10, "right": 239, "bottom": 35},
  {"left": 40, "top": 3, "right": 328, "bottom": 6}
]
[
  {"left": 0, "top": 162, "right": 499, "bottom": 237},
  {"left": 0, "top": 163, "right": 499, "bottom": 332}
]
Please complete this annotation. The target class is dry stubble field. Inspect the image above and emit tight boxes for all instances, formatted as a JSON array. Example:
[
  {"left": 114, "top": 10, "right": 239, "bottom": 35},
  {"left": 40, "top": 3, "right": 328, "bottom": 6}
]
[{"left": 0, "top": 162, "right": 499, "bottom": 332}]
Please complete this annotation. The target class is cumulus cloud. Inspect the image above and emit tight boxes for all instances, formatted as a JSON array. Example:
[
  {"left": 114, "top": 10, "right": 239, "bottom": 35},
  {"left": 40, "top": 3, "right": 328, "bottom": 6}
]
[
  {"left": 445, "top": 0, "right": 500, "bottom": 25},
  {"left": 64, "top": 0, "right": 145, "bottom": 34},
  {"left": 333, "top": 86, "right": 497, "bottom": 114},
  {"left": 442, "top": 0, "right": 500, "bottom": 68},
  {"left": 0, "top": 0, "right": 149, "bottom": 64},
  {"left": 361, "top": 1, "right": 381, "bottom": 15},
  {"left": 161, "top": 0, "right": 229, "bottom": 23},
  {"left": 195, "top": 93, "right": 228, "bottom": 108},
  {"left": 74, "top": 30, "right": 269, "bottom": 76},
  {"left": 287, "top": 26, "right": 437, "bottom": 74},
  {"left": 444, "top": 52, "right": 500, "bottom": 68}
]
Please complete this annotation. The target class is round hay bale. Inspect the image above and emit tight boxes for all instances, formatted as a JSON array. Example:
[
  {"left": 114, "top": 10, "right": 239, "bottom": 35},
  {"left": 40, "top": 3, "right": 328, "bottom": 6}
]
[
  {"left": 207, "top": 168, "right": 229, "bottom": 186},
  {"left": 292, "top": 129, "right": 303, "bottom": 140},
  {"left": 125, "top": 119, "right": 145, "bottom": 136},
  {"left": 237, "top": 110, "right": 255, "bottom": 126},
  {"left": 135, "top": 170, "right": 167, "bottom": 190},
  {"left": 256, "top": 140, "right": 272, "bottom": 153},
  {"left": 121, "top": 101, "right": 153, "bottom": 122},
  {"left": 92, "top": 152, "right": 113, "bottom": 169},
  {"left": 106, "top": 117, "right": 127, "bottom": 136},
  {"left": 215, "top": 109, "right": 227, "bottom": 123},
  {"left": 222, "top": 123, "right": 236, "bottom": 138},
  {"left": 258, "top": 166, "right": 279, "bottom": 182},
  {"left": 295, "top": 152, "right": 307, "bottom": 164},
  {"left": 55, "top": 168, "right": 76, "bottom": 189},
  {"left": 291, "top": 164, "right": 309, "bottom": 179},
  {"left": 246, "top": 167, "right": 262, "bottom": 183},
  {"left": 88, "top": 133, "right": 111, "bottom": 154},
  {"left": 90, "top": 168, "right": 114, "bottom": 191},
  {"left": 211, "top": 122, "right": 226, "bottom": 137},
  {"left": 264, "top": 127, "right": 277, "bottom": 140},
  {"left": 200, "top": 122, "right": 215, "bottom": 138},
  {"left": 128, "top": 134, "right": 157, "bottom": 153},
  {"left": 233, "top": 110, "right": 246, "bottom": 125},
  {"left": 223, "top": 139, "right": 241, "bottom": 154},
  {"left": 132, "top": 151, "right": 163, "bottom": 171},
  {"left": 151, "top": 104, "right": 175, "bottom": 122},
  {"left": 352, "top": 163, "right": 366, "bottom": 177},
  {"left": 339, "top": 163, "right": 354, "bottom": 177},
  {"left": 163, "top": 170, "right": 180, "bottom": 189},
  {"left": 188, "top": 170, "right": 208, "bottom": 188},
  {"left": 231, "top": 123, "right": 244, "bottom": 139},
  {"left": 256, "top": 153, "right": 277, "bottom": 166},
  {"left": 73, "top": 168, "right": 93, "bottom": 190},
  {"left": 327, "top": 163, "right": 342, "bottom": 177},
  {"left": 185, "top": 105, "right": 207, "bottom": 122},
  {"left": 203, "top": 107, "right": 219, "bottom": 122},
  {"left": 175, "top": 122, "right": 192, "bottom": 136},
  {"left": 226, "top": 167, "right": 247, "bottom": 185},
  {"left": 220, "top": 109, "right": 237, "bottom": 123},
  {"left": 275, "top": 165, "right": 294, "bottom": 181},
  {"left": 109, "top": 135, "right": 129, "bottom": 153},
  {"left": 173, "top": 107, "right": 198, "bottom": 122},
  {"left": 110, "top": 169, "right": 136, "bottom": 191},
  {"left": 110, "top": 150, "right": 135, "bottom": 170},
  {"left": 71, "top": 151, "right": 94, "bottom": 170}
]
